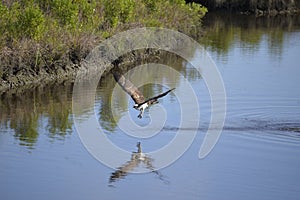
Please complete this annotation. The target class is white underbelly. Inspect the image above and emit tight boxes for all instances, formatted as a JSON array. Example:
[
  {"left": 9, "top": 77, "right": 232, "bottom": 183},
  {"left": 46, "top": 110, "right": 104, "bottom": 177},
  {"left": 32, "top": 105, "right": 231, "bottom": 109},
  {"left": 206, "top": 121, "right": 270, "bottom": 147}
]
[{"left": 140, "top": 103, "right": 148, "bottom": 110}]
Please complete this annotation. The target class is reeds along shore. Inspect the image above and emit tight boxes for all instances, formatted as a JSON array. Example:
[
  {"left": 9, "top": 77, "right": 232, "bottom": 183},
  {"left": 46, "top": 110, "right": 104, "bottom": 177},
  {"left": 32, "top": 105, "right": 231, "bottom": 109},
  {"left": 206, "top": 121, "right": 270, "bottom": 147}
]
[
  {"left": 0, "top": 0, "right": 207, "bottom": 92},
  {"left": 187, "top": 0, "right": 300, "bottom": 15}
]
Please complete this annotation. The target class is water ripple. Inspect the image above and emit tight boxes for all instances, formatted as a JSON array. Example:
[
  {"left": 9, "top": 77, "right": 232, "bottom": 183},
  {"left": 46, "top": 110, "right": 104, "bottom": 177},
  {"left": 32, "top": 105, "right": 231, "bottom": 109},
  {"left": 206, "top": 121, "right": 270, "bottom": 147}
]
[{"left": 162, "top": 121, "right": 300, "bottom": 135}]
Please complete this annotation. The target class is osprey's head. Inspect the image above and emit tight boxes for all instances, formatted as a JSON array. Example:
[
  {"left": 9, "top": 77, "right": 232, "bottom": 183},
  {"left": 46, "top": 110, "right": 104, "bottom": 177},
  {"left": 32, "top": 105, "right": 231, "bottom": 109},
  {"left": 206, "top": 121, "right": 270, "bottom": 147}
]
[{"left": 133, "top": 104, "right": 139, "bottom": 109}]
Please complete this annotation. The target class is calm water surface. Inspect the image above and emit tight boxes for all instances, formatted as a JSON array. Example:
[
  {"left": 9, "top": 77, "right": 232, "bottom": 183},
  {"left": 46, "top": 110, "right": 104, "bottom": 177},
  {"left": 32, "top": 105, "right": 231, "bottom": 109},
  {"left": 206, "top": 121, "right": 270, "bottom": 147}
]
[{"left": 1, "top": 13, "right": 300, "bottom": 200}]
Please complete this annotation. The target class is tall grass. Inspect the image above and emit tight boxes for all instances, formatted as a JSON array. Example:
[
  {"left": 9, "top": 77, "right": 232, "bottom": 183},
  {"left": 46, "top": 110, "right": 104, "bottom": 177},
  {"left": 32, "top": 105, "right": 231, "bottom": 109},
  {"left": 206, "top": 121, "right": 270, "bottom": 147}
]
[{"left": 0, "top": 0, "right": 207, "bottom": 86}]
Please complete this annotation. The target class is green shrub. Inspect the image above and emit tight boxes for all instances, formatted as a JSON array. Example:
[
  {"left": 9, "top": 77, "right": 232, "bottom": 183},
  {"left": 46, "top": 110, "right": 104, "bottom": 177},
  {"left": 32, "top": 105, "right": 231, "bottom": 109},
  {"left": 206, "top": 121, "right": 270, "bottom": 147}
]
[
  {"left": 17, "top": 3, "right": 45, "bottom": 40},
  {"left": 76, "top": 0, "right": 97, "bottom": 23},
  {"left": 142, "top": 0, "right": 157, "bottom": 12},
  {"left": 102, "top": 0, "right": 135, "bottom": 28},
  {"left": 0, "top": 0, "right": 207, "bottom": 85},
  {"left": 0, "top": 2, "right": 46, "bottom": 41},
  {"left": 134, "top": 0, "right": 207, "bottom": 32},
  {"left": 51, "top": 0, "right": 79, "bottom": 29}
]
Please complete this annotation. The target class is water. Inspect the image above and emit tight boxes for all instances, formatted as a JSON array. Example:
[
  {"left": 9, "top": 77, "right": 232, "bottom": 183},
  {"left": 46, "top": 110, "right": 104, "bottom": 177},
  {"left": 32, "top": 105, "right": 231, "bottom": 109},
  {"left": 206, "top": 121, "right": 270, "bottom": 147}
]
[{"left": 1, "top": 13, "right": 300, "bottom": 200}]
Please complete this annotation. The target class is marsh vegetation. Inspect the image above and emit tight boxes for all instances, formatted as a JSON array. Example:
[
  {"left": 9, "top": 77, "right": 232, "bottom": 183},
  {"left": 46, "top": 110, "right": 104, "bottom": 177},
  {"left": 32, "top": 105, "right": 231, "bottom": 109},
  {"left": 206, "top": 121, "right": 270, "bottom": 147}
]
[{"left": 0, "top": 0, "right": 207, "bottom": 91}]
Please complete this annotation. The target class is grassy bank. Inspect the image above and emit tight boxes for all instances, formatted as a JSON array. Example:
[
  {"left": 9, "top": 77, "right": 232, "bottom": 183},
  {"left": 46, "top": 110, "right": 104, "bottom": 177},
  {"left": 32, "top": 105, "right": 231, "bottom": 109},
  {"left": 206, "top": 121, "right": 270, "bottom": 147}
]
[{"left": 0, "top": 0, "right": 207, "bottom": 91}]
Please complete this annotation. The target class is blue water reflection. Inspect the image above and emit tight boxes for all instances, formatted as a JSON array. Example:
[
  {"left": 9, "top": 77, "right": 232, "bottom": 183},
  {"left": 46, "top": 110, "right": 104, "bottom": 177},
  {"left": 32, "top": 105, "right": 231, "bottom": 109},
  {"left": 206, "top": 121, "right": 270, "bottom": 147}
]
[{"left": 1, "top": 13, "right": 300, "bottom": 200}]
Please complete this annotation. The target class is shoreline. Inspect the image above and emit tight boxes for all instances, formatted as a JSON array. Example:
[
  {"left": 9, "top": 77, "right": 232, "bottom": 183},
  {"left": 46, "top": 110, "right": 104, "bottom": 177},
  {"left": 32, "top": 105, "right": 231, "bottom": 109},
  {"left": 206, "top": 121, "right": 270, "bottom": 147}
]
[
  {"left": 0, "top": 0, "right": 206, "bottom": 94},
  {"left": 2, "top": 11, "right": 300, "bottom": 94},
  {"left": 2, "top": 0, "right": 299, "bottom": 94},
  {"left": 0, "top": 62, "right": 79, "bottom": 93},
  {"left": 0, "top": 48, "right": 165, "bottom": 95}
]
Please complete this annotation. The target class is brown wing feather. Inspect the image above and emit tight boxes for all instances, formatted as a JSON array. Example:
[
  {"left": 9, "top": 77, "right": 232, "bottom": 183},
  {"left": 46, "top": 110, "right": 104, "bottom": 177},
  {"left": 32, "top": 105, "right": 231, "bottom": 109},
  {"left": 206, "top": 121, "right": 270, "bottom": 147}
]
[{"left": 112, "top": 71, "right": 145, "bottom": 104}]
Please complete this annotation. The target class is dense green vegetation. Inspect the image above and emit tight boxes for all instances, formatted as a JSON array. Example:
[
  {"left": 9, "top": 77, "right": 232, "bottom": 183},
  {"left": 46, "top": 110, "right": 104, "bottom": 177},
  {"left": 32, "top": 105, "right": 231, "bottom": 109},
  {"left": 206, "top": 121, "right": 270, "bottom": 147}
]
[{"left": 0, "top": 0, "right": 207, "bottom": 90}]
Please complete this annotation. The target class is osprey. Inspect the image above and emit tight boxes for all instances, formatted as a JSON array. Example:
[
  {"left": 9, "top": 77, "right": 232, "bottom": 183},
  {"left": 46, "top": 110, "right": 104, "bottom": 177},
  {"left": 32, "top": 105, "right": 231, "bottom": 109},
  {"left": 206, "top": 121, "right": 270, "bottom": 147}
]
[{"left": 112, "top": 70, "right": 175, "bottom": 118}]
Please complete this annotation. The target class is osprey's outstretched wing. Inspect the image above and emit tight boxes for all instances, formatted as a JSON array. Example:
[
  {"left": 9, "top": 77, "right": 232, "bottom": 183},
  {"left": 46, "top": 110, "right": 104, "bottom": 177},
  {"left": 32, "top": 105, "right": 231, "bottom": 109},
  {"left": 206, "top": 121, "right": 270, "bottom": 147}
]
[
  {"left": 112, "top": 70, "right": 145, "bottom": 104},
  {"left": 112, "top": 69, "right": 175, "bottom": 118},
  {"left": 142, "top": 88, "right": 175, "bottom": 105}
]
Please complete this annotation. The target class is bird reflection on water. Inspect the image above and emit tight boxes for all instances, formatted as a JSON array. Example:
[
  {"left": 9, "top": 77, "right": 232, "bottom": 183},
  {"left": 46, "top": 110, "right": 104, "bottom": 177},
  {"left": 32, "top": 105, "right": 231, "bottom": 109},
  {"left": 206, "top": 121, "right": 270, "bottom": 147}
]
[{"left": 108, "top": 142, "right": 169, "bottom": 186}]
